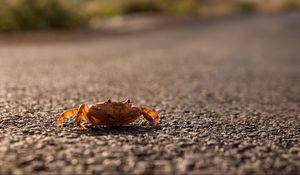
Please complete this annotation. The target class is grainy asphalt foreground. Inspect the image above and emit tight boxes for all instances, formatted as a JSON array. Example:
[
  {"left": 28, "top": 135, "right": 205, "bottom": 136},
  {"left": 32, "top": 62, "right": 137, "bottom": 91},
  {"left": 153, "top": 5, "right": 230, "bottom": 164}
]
[{"left": 0, "top": 12, "right": 299, "bottom": 175}]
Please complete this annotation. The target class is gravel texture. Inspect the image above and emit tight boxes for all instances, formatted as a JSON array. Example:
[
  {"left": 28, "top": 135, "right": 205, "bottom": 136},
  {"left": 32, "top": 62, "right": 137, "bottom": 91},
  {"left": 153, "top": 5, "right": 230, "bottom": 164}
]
[{"left": 0, "top": 12, "right": 299, "bottom": 175}]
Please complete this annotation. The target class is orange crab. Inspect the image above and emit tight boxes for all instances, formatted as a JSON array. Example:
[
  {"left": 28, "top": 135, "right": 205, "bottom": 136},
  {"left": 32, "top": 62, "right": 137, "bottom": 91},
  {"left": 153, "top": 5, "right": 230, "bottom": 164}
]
[{"left": 56, "top": 99, "right": 159, "bottom": 129}]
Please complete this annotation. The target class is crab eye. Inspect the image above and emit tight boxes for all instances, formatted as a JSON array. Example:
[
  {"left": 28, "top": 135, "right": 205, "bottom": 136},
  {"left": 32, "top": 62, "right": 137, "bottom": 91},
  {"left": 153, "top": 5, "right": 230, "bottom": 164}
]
[
  {"left": 127, "top": 99, "right": 130, "bottom": 103},
  {"left": 107, "top": 99, "right": 112, "bottom": 103}
]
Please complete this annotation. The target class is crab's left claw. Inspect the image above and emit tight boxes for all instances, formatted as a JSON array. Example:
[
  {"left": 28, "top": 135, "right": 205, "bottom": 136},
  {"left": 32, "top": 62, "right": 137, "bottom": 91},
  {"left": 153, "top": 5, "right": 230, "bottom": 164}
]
[
  {"left": 141, "top": 107, "right": 159, "bottom": 126},
  {"left": 56, "top": 108, "right": 78, "bottom": 128}
]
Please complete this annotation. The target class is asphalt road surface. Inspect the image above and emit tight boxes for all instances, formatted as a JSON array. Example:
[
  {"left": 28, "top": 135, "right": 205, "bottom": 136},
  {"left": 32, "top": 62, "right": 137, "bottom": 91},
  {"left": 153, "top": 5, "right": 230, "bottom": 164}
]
[{"left": 0, "top": 12, "right": 299, "bottom": 175}]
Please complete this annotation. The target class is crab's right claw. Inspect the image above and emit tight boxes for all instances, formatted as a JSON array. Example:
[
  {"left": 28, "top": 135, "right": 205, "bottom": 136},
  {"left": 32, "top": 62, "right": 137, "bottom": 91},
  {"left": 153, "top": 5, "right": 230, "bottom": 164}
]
[
  {"left": 56, "top": 109, "right": 78, "bottom": 128},
  {"left": 141, "top": 107, "right": 159, "bottom": 126}
]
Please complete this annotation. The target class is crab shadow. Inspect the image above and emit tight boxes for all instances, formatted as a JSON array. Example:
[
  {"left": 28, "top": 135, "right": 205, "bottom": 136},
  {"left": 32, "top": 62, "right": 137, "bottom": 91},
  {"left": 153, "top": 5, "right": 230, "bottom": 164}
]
[{"left": 75, "top": 125, "right": 162, "bottom": 136}]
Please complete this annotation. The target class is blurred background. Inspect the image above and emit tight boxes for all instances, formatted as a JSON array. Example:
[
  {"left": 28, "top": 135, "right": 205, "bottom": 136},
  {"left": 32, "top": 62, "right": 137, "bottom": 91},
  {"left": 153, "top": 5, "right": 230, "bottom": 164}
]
[
  {"left": 0, "top": 0, "right": 300, "bottom": 175},
  {"left": 0, "top": 0, "right": 299, "bottom": 32}
]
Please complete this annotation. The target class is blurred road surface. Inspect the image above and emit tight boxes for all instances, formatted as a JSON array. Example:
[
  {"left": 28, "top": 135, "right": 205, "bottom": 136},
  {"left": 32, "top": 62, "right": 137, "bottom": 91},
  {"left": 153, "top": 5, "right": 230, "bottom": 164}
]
[{"left": 0, "top": 12, "right": 299, "bottom": 175}]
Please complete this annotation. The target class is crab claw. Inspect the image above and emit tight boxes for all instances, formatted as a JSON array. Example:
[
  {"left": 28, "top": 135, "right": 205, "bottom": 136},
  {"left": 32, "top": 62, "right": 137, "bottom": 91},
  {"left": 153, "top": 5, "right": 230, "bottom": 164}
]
[
  {"left": 56, "top": 108, "right": 78, "bottom": 128},
  {"left": 141, "top": 107, "right": 159, "bottom": 126}
]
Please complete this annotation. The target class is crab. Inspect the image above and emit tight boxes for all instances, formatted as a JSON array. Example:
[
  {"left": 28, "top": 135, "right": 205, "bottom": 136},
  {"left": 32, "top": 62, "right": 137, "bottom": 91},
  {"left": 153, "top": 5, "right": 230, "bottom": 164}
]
[{"left": 56, "top": 99, "right": 159, "bottom": 129}]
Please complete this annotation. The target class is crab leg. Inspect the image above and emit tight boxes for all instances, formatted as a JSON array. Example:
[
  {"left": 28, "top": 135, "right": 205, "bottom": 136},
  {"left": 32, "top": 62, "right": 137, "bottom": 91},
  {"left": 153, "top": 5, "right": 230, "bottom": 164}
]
[
  {"left": 141, "top": 107, "right": 159, "bottom": 126},
  {"left": 75, "top": 104, "right": 95, "bottom": 129},
  {"left": 56, "top": 104, "right": 95, "bottom": 129},
  {"left": 56, "top": 108, "right": 78, "bottom": 128}
]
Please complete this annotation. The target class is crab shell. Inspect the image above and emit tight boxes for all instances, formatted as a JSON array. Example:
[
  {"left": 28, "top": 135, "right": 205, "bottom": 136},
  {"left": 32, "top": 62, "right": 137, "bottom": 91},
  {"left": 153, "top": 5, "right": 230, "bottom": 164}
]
[{"left": 56, "top": 99, "right": 159, "bottom": 129}]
